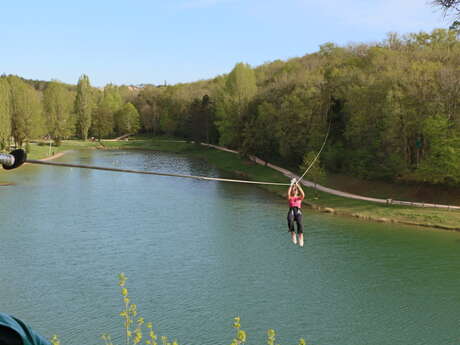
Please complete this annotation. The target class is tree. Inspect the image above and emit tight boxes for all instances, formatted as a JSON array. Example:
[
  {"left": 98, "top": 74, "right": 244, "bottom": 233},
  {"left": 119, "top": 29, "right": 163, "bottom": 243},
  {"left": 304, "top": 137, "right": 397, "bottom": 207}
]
[
  {"left": 44, "top": 80, "right": 75, "bottom": 146},
  {"left": 114, "top": 102, "right": 141, "bottom": 136},
  {"left": 186, "top": 95, "right": 217, "bottom": 144},
  {"left": 8, "top": 76, "right": 44, "bottom": 148},
  {"left": 75, "top": 74, "right": 94, "bottom": 140},
  {"left": 93, "top": 85, "right": 122, "bottom": 140},
  {"left": 300, "top": 152, "right": 326, "bottom": 197},
  {"left": 216, "top": 63, "right": 257, "bottom": 148},
  {"left": 415, "top": 115, "right": 460, "bottom": 184},
  {"left": 433, "top": 0, "right": 460, "bottom": 19},
  {"left": 0, "top": 78, "right": 11, "bottom": 150}
]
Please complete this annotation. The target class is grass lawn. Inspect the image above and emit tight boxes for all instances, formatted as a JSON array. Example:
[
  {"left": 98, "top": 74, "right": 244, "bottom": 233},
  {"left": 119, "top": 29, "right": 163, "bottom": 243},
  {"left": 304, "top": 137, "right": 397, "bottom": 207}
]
[{"left": 325, "top": 173, "right": 460, "bottom": 206}]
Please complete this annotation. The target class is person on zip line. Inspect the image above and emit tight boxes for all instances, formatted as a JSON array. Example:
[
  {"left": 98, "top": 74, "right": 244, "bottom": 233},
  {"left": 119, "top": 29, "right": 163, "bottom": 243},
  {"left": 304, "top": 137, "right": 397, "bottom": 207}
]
[{"left": 287, "top": 179, "right": 305, "bottom": 247}]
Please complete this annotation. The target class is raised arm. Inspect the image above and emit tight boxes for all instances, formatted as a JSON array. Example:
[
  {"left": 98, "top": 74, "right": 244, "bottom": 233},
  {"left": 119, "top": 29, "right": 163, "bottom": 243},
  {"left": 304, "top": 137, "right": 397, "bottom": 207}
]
[
  {"left": 297, "top": 183, "right": 305, "bottom": 199},
  {"left": 287, "top": 185, "right": 293, "bottom": 200}
]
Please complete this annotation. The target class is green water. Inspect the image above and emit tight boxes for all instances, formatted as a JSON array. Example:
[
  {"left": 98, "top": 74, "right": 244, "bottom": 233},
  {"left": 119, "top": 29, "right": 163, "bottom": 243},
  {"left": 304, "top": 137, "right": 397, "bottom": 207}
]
[{"left": 0, "top": 150, "right": 459, "bottom": 345}]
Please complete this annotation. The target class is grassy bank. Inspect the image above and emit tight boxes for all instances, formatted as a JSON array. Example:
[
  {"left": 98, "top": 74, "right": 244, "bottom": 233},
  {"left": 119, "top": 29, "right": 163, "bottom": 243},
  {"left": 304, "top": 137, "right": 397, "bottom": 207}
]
[
  {"left": 3, "top": 136, "right": 460, "bottom": 230},
  {"left": 100, "top": 136, "right": 460, "bottom": 231}
]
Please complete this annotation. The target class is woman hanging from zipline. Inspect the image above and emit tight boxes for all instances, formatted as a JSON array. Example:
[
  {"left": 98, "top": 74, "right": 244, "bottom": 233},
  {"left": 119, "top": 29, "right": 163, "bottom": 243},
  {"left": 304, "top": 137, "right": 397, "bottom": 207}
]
[{"left": 287, "top": 179, "right": 305, "bottom": 247}]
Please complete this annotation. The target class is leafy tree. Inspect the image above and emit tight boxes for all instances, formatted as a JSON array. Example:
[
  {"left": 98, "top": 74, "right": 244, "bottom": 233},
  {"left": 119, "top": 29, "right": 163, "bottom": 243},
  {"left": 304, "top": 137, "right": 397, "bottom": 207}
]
[
  {"left": 75, "top": 74, "right": 94, "bottom": 140},
  {"left": 186, "top": 95, "right": 217, "bottom": 144},
  {"left": 93, "top": 85, "right": 122, "bottom": 140},
  {"left": 416, "top": 115, "right": 460, "bottom": 184},
  {"left": 0, "top": 78, "right": 11, "bottom": 150},
  {"left": 44, "top": 80, "right": 75, "bottom": 145},
  {"left": 216, "top": 63, "right": 257, "bottom": 148},
  {"left": 114, "top": 102, "right": 141, "bottom": 136},
  {"left": 300, "top": 151, "right": 327, "bottom": 196},
  {"left": 8, "top": 76, "right": 44, "bottom": 148}
]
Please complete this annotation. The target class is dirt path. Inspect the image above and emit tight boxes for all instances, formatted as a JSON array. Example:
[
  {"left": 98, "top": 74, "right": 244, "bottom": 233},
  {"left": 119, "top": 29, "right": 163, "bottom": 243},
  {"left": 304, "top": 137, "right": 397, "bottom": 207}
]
[{"left": 201, "top": 143, "right": 460, "bottom": 210}]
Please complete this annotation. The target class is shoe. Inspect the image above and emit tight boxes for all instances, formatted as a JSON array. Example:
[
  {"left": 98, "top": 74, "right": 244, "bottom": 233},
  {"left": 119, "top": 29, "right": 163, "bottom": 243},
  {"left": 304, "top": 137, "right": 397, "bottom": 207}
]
[{"left": 291, "top": 233, "right": 297, "bottom": 244}]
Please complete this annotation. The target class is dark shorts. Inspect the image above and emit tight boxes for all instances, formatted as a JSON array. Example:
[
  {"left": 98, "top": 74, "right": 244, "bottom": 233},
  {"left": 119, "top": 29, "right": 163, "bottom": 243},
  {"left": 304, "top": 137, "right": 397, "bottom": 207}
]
[{"left": 287, "top": 207, "right": 303, "bottom": 234}]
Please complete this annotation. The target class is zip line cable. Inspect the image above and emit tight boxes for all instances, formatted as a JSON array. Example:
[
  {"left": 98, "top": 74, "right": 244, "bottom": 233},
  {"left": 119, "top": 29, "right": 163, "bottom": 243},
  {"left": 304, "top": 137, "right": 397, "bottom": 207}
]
[
  {"left": 296, "top": 120, "right": 332, "bottom": 184},
  {"left": 24, "top": 159, "right": 290, "bottom": 186},
  {"left": 0, "top": 122, "right": 331, "bottom": 187}
]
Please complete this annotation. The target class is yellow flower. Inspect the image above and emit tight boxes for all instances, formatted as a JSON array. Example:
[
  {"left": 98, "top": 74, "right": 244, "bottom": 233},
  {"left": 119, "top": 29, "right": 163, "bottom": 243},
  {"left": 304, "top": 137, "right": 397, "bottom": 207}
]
[{"left": 237, "top": 330, "right": 246, "bottom": 342}]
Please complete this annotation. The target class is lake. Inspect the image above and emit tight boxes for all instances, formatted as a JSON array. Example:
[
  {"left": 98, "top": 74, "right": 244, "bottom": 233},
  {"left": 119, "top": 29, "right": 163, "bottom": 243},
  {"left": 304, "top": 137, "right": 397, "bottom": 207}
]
[{"left": 0, "top": 149, "right": 459, "bottom": 345}]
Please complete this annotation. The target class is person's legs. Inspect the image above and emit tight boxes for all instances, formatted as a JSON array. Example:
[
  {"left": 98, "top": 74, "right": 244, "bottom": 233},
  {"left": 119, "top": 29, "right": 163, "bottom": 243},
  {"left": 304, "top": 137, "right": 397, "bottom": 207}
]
[
  {"left": 287, "top": 209, "right": 297, "bottom": 244},
  {"left": 294, "top": 209, "right": 304, "bottom": 247}
]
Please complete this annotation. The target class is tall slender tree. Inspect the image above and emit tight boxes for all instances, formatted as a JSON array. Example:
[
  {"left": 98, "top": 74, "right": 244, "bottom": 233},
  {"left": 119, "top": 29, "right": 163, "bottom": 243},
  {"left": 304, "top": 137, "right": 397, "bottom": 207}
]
[
  {"left": 43, "top": 81, "right": 75, "bottom": 145},
  {"left": 75, "top": 74, "right": 94, "bottom": 140},
  {"left": 0, "top": 78, "right": 11, "bottom": 150}
]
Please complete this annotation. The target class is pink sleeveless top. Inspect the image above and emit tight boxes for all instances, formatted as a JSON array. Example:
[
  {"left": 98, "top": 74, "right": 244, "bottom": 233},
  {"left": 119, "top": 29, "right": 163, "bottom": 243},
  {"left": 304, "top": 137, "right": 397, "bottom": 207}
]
[{"left": 289, "top": 196, "right": 302, "bottom": 208}]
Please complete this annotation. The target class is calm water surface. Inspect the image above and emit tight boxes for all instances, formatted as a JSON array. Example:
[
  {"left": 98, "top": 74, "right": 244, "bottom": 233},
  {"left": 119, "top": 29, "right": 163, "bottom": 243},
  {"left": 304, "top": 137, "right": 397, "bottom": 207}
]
[{"left": 0, "top": 150, "right": 459, "bottom": 345}]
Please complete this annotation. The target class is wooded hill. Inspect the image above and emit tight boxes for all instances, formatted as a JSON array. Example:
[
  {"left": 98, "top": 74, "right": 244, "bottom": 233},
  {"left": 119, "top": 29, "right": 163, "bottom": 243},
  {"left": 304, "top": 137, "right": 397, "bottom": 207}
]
[{"left": 1, "top": 29, "right": 459, "bottom": 186}]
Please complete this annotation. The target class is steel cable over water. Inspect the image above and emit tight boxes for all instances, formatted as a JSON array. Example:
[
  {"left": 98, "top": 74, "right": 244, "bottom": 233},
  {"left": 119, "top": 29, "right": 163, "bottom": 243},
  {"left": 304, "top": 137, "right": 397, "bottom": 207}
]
[
  {"left": 25, "top": 159, "right": 290, "bottom": 186},
  {"left": 1, "top": 122, "right": 332, "bottom": 186}
]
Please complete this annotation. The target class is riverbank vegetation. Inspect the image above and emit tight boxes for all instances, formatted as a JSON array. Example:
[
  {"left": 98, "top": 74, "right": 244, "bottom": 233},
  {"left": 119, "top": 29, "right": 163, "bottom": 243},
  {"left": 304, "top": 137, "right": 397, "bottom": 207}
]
[{"left": 1, "top": 28, "right": 460, "bottom": 203}]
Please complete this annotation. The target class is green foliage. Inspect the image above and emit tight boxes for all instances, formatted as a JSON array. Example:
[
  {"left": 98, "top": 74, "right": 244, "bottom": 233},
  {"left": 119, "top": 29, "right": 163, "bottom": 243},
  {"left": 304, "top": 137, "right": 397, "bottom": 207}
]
[
  {"left": 115, "top": 103, "right": 141, "bottom": 136},
  {"left": 216, "top": 63, "right": 257, "bottom": 148},
  {"left": 93, "top": 85, "right": 122, "bottom": 139},
  {"left": 4, "top": 28, "right": 460, "bottom": 188},
  {"left": 125, "top": 29, "right": 460, "bottom": 187},
  {"left": 415, "top": 115, "right": 460, "bottom": 184},
  {"left": 44, "top": 80, "right": 75, "bottom": 145},
  {"left": 75, "top": 74, "right": 95, "bottom": 140},
  {"left": 8, "top": 75, "right": 44, "bottom": 147},
  {"left": 300, "top": 152, "right": 326, "bottom": 187},
  {"left": 0, "top": 77, "right": 11, "bottom": 150}
]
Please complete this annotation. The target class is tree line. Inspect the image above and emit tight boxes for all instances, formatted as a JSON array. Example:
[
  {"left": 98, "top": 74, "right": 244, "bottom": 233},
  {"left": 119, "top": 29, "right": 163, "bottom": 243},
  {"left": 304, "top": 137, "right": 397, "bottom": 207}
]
[
  {"left": 1, "top": 28, "right": 459, "bottom": 186},
  {"left": 132, "top": 29, "right": 460, "bottom": 186},
  {"left": 0, "top": 75, "right": 141, "bottom": 148}
]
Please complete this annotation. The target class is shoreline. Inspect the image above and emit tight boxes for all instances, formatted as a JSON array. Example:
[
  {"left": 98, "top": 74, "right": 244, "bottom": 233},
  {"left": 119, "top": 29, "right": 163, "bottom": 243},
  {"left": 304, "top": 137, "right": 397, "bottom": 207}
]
[
  {"left": 3, "top": 141, "right": 460, "bottom": 231},
  {"left": 99, "top": 139, "right": 460, "bottom": 232},
  {"left": 25, "top": 150, "right": 70, "bottom": 163}
]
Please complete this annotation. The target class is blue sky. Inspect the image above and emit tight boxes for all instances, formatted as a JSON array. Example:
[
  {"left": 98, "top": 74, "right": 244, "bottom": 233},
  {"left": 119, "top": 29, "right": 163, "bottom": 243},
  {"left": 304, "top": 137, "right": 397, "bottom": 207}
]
[{"left": 0, "top": 0, "right": 450, "bottom": 87}]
